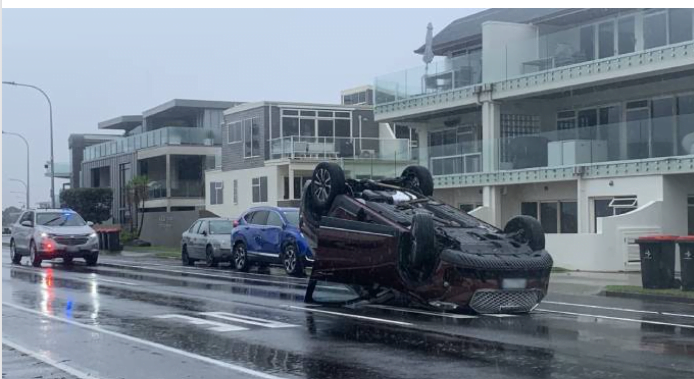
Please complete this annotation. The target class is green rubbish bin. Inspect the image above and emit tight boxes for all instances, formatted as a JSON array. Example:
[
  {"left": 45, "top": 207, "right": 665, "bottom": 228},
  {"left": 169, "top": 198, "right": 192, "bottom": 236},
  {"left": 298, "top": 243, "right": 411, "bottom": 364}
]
[
  {"left": 635, "top": 235, "right": 679, "bottom": 289},
  {"left": 677, "top": 236, "right": 694, "bottom": 291}
]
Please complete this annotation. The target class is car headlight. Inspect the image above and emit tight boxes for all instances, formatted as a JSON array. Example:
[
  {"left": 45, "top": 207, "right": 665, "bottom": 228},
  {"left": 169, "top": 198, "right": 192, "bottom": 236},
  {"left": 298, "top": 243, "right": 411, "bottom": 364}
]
[
  {"left": 40, "top": 232, "right": 56, "bottom": 239},
  {"left": 89, "top": 232, "right": 98, "bottom": 239}
]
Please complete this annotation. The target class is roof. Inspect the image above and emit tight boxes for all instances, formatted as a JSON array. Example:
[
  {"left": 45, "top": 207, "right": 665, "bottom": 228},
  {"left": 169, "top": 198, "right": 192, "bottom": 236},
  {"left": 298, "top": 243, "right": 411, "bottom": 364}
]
[
  {"left": 143, "top": 99, "right": 242, "bottom": 119},
  {"left": 98, "top": 115, "right": 143, "bottom": 132},
  {"left": 224, "top": 101, "right": 372, "bottom": 116},
  {"left": 414, "top": 8, "right": 569, "bottom": 55},
  {"left": 341, "top": 85, "right": 373, "bottom": 95}
]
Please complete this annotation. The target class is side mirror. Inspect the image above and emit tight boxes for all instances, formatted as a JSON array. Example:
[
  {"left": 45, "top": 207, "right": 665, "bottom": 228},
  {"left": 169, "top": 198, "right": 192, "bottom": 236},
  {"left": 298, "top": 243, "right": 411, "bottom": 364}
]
[
  {"left": 87, "top": 221, "right": 94, "bottom": 226},
  {"left": 21, "top": 220, "right": 33, "bottom": 227}
]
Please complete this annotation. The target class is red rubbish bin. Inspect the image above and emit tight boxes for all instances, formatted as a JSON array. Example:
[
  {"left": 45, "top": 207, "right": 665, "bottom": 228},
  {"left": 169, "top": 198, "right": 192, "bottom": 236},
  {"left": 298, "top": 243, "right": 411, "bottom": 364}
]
[
  {"left": 635, "top": 235, "right": 679, "bottom": 289},
  {"left": 677, "top": 236, "right": 694, "bottom": 291}
]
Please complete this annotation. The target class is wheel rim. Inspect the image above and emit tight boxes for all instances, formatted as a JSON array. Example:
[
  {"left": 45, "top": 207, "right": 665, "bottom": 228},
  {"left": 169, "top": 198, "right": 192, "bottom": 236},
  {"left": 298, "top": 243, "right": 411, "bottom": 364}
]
[
  {"left": 234, "top": 245, "right": 246, "bottom": 269},
  {"left": 406, "top": 171, "right": 420, "bottom": 190},
  {"left": 284, "top": 245, "right": 296, "bottom": 273},
  {"left": 313, "top": 168, "right": 331, "bottom": 203},
  {"left": 30, "top": 244, "right": 36, "bottom": 263}
]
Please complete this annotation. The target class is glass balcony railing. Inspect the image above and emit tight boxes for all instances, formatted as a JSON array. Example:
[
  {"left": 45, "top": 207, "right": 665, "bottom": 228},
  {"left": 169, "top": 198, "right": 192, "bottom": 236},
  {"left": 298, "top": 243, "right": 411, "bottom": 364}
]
[
  {"left": 84, "top": 126, "right": 221, "bottom": 162},
  {"left": 145, "top": 180, "right": 204, "bottom": 199},
  {"left": 269, "top": 136, "right": 413, "bottom": 162},
  {"left": 496, "top": 115, "right": 694, "bottom": 171},
  {"left": 374, "top": 51, "right": 482, "bottom": 105}
]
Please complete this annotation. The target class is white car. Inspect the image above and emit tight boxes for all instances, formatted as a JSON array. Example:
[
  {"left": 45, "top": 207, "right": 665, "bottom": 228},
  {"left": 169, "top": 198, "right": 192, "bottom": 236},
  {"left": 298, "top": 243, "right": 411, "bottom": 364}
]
[{"left": 9, "top": 209, "right": 100, "bottom": 267}]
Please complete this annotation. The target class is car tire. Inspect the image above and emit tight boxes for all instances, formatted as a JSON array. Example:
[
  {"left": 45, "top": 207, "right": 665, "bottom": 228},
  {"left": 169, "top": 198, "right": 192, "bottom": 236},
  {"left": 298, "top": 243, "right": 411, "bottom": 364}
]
[
  {"left": 310, "top": 162, "right": 345, "bottom": 212},
  {"left": 282, "top": 242, "right": 304, "bottom": 277},
  {"left": 63, "top": 257, "right": 74, "bottom": 265},
  {"left": 29, "top": 241, "right": 42, "bottom": 267},
  {"left": 85, "top": 252, "right": 99, "bottom": 266},
  {"left": 401, "top": 165, "right": 434, "bottom": 196},
  {"left": 410, "top": 213, "right": 436, "bottom": 268},
  {"left": 10, "top": 239, "right": 22, "bottom": 265},
  {"left": 182, "top": 245, "right": 195, "bottom": 266},
  {"left": 206, "top": 245, "right": 219, "bottom": 268},
  {"left": 504, "top": 215, "right": 545, "bottom": 251},
  {"left": 233, "top": 242, "right": 250, "bottom": 272}
]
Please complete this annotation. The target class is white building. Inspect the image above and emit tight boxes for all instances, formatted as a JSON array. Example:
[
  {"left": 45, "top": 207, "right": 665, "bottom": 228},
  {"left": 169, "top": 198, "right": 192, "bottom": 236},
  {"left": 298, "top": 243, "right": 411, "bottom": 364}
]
[{"left": 373, "top": 8, "right": 694, "bottom": 271}]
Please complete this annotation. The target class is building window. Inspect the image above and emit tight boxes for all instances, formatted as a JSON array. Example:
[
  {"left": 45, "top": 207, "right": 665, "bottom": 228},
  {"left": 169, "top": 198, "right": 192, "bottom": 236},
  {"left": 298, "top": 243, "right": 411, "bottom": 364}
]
[
  {"left": 244, "top": 118, "right": 260, "bottom": 158},
  {"left": 592, "top": 196, "right": 638, "bottom": 232},
  {"left": 459, "top": 203, "right": 481, "bottom": 213},
  {"left": 209, "top": 182, "right": 224, "bottom": 205},
  {"left": 521, "top": 201, "right": 577, "bottom": 234},
  {"left": 618, "top": 16, "right": 636, "bottom": 54},
  {"left": 669, "top": 9, "right": 694, "bottom": 44},
  {"left": 252, "top": 177, "right": 268, "bottom": 203},
  {"left": 228, "top": 121, "right": 243, "bottom": 144},
  {"left": 429, "top": 124, "right": 482, "bottom": 175},
  {"left": 644, "top": 11, "right": 668, "bottom": 49},
  {"left": 233, "top": 179, "right": 238, "bottom": 205}
]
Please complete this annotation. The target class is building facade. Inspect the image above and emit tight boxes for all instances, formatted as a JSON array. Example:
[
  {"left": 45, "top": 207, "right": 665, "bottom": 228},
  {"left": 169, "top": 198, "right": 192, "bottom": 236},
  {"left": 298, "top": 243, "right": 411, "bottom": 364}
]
[
  {"left": 205, "top": 101, "right": 413, "bottom": 217},
  {"left": 373, "top": 8, "right": 694, "bottom": 271},
  {"left": 79, "top": 99, "right": 241, "bottom": 225}
]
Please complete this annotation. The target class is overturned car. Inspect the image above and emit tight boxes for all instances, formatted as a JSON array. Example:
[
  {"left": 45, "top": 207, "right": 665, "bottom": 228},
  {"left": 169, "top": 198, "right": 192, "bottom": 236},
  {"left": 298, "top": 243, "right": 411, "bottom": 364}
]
[{"left": 300, "top": 162, "right": 553, "bottom": 314}]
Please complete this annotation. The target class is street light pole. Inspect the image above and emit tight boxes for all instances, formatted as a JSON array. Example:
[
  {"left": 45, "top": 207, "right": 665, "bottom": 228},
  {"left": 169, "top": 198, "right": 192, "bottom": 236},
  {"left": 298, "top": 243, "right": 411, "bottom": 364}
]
[
  {"left": 3, "top": 81, "right": 54, "bottom": 208},
  {"left": 9, "top": 178, "right": 28, "bottom": 208},
  {"left": 3, "top": 131, "right": 30, "bottom": 208}
]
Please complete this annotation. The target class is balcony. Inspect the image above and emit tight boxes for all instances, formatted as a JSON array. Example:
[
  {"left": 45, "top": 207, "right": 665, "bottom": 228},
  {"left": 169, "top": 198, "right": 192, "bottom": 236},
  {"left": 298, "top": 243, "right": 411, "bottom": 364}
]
[
  {"left": 44, "top": 161, "right": 71, "bottom": 179},
  {"left": 269, "top": 136, "right": 413, "bottom": 162},
  {"left": 146, "top": 180, "right": 204, "bottom": 199},
  {"left": 84, "top": 126, "right": 221, "bottom": 162}
]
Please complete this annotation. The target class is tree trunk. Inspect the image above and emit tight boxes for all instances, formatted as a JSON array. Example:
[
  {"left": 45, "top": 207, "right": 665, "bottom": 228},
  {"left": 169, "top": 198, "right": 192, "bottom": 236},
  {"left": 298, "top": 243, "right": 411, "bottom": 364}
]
[{"left": 137, "top": 198, "right": 145, "bottom": 238}]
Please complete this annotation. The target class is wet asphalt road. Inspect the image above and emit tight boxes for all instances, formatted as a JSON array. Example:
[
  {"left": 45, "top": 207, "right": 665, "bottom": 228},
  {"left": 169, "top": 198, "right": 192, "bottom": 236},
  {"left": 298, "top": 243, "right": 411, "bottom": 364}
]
[{"left": 3, "top": 248, "right": 694, "bottom": 379}]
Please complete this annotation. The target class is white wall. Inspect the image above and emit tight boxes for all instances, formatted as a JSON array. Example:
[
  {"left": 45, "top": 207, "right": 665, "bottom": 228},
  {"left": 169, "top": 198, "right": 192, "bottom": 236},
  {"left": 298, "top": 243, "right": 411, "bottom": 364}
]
[
  {"left": 434, "top": 187, "right": 483, "bottom": 208},
  {"left": 205, "top": 165, "right": 279, "bottom": 218},
  {"left": 482, "top": 21, "right": 538, "bottom": 82}
]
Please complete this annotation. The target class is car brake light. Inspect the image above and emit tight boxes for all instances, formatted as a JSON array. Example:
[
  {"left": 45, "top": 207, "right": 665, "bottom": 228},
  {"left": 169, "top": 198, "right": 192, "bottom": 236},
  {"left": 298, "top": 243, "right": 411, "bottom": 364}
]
[{"left": 233, "top": 219, "right": 239, "bottom": 227}]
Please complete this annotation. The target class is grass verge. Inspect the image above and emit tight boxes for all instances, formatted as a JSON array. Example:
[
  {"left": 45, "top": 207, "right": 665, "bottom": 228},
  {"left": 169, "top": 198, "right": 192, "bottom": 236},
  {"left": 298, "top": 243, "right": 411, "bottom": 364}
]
[
  {"left": 551, "top": 267, "right": 571, "bottom": 273},
  {"left": 604, "top": 285, "right": 694, "bottom": 299}
]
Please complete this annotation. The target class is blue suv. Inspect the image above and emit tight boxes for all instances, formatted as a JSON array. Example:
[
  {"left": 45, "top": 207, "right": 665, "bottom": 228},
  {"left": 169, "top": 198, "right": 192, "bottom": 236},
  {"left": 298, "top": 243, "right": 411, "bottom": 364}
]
[{"left": 231, "top": 207, "right": 313, "bottom": 276}]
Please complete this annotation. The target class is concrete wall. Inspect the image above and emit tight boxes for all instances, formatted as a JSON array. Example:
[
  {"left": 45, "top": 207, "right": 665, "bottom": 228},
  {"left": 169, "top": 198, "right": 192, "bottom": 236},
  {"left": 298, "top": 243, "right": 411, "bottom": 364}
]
[
  {"left": 139, "top": 210, "right": 202, "bottom": 248},
  {"left": 482, "top": 21, "right": 538, "bottom": 82}
]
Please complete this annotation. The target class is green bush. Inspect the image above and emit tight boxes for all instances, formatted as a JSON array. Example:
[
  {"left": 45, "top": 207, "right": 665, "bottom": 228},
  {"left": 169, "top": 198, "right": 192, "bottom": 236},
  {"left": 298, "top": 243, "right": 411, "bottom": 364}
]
[
  {"left": 120, "top": 229, "right": 136, "bottom": 244},
  {"left": 59, "top": 188, "right": 113, "bottom": 224}
]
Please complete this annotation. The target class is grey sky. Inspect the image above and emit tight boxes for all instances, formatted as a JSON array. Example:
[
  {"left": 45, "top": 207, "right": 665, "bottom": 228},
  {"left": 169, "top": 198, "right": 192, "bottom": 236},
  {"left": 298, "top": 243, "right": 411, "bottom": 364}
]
[{"left": 2, "top": 8, "right": 480, "bottom": 209}]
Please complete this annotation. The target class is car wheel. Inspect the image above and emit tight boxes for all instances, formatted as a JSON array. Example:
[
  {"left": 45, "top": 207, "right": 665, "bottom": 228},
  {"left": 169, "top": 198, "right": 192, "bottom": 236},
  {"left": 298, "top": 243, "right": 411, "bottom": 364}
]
[
  {"left": 410, "top": 213, "right": 436, "bottom": 268},
  {"left": 29, "top": 241, "right": 42, "bottom": 267},
  {"left": 181, "top": 245, "right": 194, "bottom": 266},
  {"left": 233, "top": 242, "right": 250, "bottom": 272},
  {"left": 504, "top": 215, "right": 545, "bottom": 251},
  {"left": 401, "top": 165, "right": 434, "bottom": 196},
  {"left": 282, "top": 242, "right": 304, "bottom": 277},
  {"left": 310, "top": 162, "right": 345, "bottom": 212},
  {"left": 206, "top": 245, "right": 219, "bottom": 268},
  {"left": 63, "top": 257, "right": 74, "bottom": 265},
  {"left": 85, "top": 252, "right": 99, "bottom": 266},
  {"left": 10, "top": 239, "right": 22, "bottom": 265}
]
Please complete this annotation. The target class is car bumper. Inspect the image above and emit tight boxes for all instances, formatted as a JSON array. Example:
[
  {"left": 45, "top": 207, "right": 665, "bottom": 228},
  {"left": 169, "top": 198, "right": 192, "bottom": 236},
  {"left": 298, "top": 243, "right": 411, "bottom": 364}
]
[{"left": 38, "top": 242, "right": 99, "bottom": 258}]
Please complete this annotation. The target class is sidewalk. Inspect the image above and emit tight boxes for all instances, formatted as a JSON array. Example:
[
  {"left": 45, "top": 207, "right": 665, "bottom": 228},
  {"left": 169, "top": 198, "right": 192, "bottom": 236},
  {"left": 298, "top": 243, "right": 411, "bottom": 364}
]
[{"left": 549, "top": 271, "right": 643, "bottom": 296}]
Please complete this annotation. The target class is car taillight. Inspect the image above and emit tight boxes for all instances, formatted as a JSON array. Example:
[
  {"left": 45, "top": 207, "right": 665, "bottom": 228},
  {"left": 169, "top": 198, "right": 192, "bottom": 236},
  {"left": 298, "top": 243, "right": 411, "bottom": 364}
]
[{"left": 233, "top": 219, "right": 239, "bottom": 227}]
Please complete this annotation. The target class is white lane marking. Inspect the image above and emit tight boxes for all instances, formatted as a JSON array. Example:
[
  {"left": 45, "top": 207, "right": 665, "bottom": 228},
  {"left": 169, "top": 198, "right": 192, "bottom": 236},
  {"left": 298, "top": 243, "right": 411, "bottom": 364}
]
[
  {"left": 536, "top": 308, "right": 694, "bottom": 329},
  {"left": 201, "top": 312, "right": 298, "bottom": 328},
  {"left": 543, "top": 300, "right": 694, "bottom": 319},
  {"left": 3, "top": 302, "right": 288, "bottom": 379},
  {"left": 481, "top": 314, "right": 519, "bottom": 318},
  {"left": 364, "top": 304, "right": 478, "bottom": 319},
  {"left": 5, "top": 264, "right": 137, "bottom": 286},
  {"left": 2, "top": 338, "right": 106, "bottom": 379},
  {"left": 153, "top": 314, "right": 248, "bottom": 332},
  {"left": 289, "top": 305, "right": 414, "bottom": 326}
]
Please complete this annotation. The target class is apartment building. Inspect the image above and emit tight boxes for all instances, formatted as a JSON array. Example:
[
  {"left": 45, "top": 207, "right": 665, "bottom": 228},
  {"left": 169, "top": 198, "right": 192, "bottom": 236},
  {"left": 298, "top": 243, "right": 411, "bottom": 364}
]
[
  {"left": 80, "top": 99, "right": 241, "bottom": 225},
  {"left": 373, "top": 8, "right": 694, "bottom": 271},
  {"left": 205, "top": 100, "right": 413, "bottom": 217}
]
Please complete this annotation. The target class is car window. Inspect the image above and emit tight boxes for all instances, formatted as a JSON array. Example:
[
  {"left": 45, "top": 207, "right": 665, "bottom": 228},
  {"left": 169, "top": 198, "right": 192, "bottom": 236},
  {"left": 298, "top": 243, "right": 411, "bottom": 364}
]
[
  {"left": 188, "top": 221, "right": 200, "bottom": 233},
  {"left": 209, "top": 220, "right": 232, "bottom": 234},
  {"left": 36, "top": 212, "right": 86, "bottom": 226},
  {"left": 18, "top": 212, "right": 30, "bottom": 224},
  {"left": 282, "top": 211, "right": 300, "bottom": 226},
  {"left": 250, "top": 211, "right": 269, "bottom": 225},
  {"left": 266, "top": 212, "right": 284, "bottom": 227},
  {"left": 197, "top": 221, "right": 208, "bottom": 234},
  {"left": 243, "top": 212, "right": 254, "bottom": 223}
]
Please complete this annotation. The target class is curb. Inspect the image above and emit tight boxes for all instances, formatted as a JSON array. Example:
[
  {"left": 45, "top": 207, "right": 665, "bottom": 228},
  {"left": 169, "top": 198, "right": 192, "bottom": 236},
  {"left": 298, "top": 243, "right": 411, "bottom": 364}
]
[{"left": 603, "top": 290, "right": 694, "bottom": 304}]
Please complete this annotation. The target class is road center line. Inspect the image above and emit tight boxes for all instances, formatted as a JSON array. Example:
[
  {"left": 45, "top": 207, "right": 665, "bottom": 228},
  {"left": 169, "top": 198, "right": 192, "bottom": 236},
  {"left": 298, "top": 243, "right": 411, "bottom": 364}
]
[
  {"left": 288, "top": 305, "right": 414, "bottom": 326},
  {"left": 3, "top": 302, "right": 289, "bottom": 379},
  {"left": 543, "top": 300, "right": 694, "bottom": 319},
  {"left": 2, "top": 338, "right": 106, "bottom": 379},
  {"left": 536, "top": 308, "right": 694, "bottom": 329}
]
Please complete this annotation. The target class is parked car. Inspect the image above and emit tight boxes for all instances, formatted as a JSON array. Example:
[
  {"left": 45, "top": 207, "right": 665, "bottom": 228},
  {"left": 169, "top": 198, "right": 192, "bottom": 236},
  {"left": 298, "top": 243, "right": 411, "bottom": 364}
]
[
  {"left": 181, "top": 218, "right": 233, "bottom": 267},
  {"left": 300, "top": 162, "right": 553, "bottom": 314},
  {"left": 231, "top": 207, "right": 313, "bottom": 276},
  {"left": 9, "top": 208, "right": 100, "bottom": 267}
]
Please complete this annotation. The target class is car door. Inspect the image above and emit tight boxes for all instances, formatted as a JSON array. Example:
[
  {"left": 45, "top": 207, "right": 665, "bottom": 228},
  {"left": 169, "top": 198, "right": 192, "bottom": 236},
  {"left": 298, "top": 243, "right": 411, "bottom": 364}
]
[
  {"left": 182, "top": 221, "right": 200, "bottom": 254},
  {"left": 192, "top": 221, "right": 208, "bottom": 258},
  {"left": 15, "top": 211, "right": 33, "bottom": 251},
  {"left": 246, "top": 211, "right": 269, "bottom": 258},
  {"left": 258, "top": 210, "right": 285, "bottom": 262}
]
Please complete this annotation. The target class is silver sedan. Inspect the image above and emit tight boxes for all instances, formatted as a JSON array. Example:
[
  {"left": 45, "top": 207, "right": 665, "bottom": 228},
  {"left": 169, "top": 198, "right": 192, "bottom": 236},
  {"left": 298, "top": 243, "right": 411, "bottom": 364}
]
[{"left": 181, "top": 218, "right": 233, "bottom": 267}]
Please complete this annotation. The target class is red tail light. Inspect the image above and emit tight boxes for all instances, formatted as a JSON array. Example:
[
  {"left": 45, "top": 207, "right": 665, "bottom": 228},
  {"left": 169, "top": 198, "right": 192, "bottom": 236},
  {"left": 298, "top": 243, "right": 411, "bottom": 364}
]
[{"left": 233, "top": 219, "right": 239, "bottom": 227}]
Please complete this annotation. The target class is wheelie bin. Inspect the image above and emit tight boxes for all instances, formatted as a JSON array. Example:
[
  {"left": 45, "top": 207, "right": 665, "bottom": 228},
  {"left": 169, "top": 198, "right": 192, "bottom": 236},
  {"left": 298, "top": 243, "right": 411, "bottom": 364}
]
[
  {"left": 635, "top": 235, "right": 679, "bottom": 289},
  {"left": 677, "top": 236, "right": 694, "bottom": 291}
]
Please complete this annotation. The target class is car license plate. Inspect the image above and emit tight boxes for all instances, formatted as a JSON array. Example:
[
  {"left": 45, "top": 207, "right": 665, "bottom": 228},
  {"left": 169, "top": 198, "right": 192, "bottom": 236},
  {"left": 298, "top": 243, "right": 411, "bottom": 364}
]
[
  {"left": 67, "top": 246, "right": 79, "bottom": 253},
  {"left": 502, "top": 278, "right": 527, "bottom": 289}
]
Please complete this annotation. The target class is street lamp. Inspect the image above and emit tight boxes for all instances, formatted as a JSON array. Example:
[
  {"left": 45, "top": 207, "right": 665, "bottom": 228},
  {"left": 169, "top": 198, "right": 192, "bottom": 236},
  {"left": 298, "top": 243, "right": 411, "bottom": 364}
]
[
  {"left": 3, "top": 81, "right": 55, "bottom": 208},
  {"left": 9, "top": 178, "right": 28, "bottom": 208},
  {"left": 3, "top": 131, "right": 30, "bottom": 209}
]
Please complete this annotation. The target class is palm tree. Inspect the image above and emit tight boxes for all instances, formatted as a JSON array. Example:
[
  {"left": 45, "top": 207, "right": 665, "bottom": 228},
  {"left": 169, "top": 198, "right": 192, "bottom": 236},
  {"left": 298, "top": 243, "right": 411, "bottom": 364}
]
[{"left": 127, "top": 175, "right": 149, "bottom": 238}]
